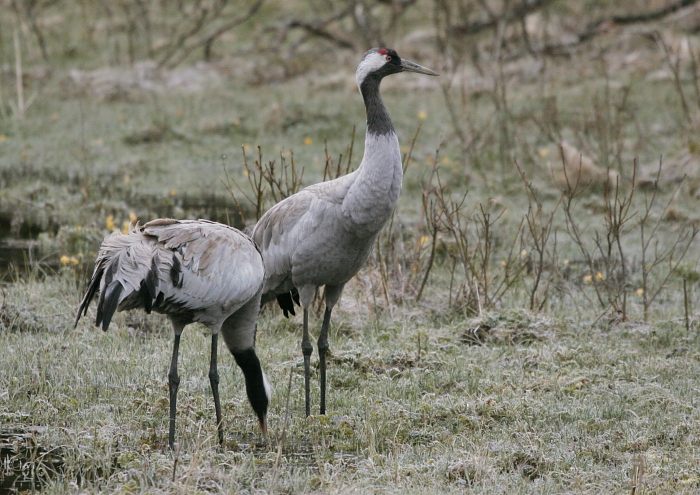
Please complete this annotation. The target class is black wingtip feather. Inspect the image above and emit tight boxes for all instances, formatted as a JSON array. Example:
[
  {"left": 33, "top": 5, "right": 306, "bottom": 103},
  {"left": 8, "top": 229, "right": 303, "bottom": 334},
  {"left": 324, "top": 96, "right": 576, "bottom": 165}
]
[
  {"left": 147, "top": 256, "right": 159, "bottom": 297},
  {"left": 75, "top": 257, "right": 115, "bottom": 329},
  {"left": 101, "top": 281, "right": 123, "bottom": 331},
  {"left": 170, "top": 253, "right": 183, "bottom": 288},
  {"left": 139, "top": 282, "right": 153, "bottom": 314},
  {"left": 276, "top": 289, "right": 300, "bottom": 318},
  {"left": 140, "top": 256, "right": 159, "bottom": 313},
  {"left": 75, "top": 267, "right": 103, "bottom": 328},
  {"left": 95, "top": 258, "right": 119, "bottom": 328}
]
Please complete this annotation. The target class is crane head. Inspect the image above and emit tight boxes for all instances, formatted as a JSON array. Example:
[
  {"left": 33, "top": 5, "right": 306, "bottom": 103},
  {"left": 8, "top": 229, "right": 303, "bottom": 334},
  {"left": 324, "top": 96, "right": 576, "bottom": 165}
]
[{"left": 356, "top": 48, "right": 438, "bottom": 88}]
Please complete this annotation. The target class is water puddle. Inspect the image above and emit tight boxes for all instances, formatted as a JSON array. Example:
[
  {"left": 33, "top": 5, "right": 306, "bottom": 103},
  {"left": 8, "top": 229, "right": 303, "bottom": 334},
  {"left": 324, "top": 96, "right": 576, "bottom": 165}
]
[
  {"left": 0, "top": 239, "right": 58, "bottom": 282},
  {"left": 0, "top": 192, "right": 249, "bottom": 282},
  {"left": 0, "top": 427, "right": 64, "bottom": 493}
]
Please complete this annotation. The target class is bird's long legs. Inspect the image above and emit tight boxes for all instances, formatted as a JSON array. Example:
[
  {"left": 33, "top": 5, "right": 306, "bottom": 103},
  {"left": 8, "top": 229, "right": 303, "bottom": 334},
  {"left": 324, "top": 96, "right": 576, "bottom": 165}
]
[
  {"left": 302, "top": 308, "right": 313, "bottom": 417},
  {"left": 168, "top": 333, "right": 181, "bottom": 449},
  {"left": 209, "top": 333, "right": 224, "bottom": 445},
  {"left": 317, "top": 307, "right": 333, "bottom": 415}
]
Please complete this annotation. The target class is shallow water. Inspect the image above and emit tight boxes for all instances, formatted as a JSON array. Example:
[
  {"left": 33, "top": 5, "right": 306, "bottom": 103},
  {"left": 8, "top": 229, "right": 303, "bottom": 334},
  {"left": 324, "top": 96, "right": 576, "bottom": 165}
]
[
  {"left": 0, "top": 427, "right": 64, "bottom": 493},
  {"left": 0, "top": 191, "right": 251, "bottom": 283},
  {"left": 0, "top": 238, "right": 53, "bottom": 282}
]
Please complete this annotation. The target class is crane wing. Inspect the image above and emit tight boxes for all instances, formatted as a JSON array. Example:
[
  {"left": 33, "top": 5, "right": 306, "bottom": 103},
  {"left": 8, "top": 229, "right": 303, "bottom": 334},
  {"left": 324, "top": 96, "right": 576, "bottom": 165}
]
[
  {"left": 142, "top": 219, "right": 264, "bottom": 314},
  {"left": 252, "top": 190, "right": 319, "bottom": 296},
  {"left": 252, "top": 174, "right": 357, "bottom": 299},
  {"left": 76, "top": 219, "right": 263, "bottom": 331}
]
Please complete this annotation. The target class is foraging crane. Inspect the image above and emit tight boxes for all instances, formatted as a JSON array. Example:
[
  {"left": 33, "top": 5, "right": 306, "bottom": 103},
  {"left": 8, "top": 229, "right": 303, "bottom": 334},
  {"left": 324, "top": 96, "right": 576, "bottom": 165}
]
[
  {"left": 253, "top": 48, "right": 438, "bottom": 416},
  {"left": 75, "top": 219, "right": 270, "bottom": 448}
]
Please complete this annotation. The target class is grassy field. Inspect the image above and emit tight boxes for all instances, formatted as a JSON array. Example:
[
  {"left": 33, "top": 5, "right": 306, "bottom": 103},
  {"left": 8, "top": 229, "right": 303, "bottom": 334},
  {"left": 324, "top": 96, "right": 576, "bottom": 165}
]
[{"left": 2, "top": 0, "right": 700, "bottom": 493}]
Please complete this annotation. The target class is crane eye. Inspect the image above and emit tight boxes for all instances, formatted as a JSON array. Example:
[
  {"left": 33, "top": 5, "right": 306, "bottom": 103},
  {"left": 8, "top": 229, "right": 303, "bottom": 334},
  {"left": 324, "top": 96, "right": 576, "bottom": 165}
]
[{"left": 386, "top": 55, "right": 392, "bottom": 62}]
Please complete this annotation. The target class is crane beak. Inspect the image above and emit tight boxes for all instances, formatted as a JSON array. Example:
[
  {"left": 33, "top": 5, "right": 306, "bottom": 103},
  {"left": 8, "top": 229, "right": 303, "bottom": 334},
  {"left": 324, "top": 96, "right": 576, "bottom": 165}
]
[{"left": 400, "top": 59, "right": 439, "bottom": 76}]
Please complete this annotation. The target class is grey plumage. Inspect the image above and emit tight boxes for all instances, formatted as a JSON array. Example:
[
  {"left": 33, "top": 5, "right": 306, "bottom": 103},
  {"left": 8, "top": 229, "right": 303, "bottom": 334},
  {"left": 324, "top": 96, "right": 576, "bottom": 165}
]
[
  {"left": 75, "top": 218, "right": 270, "bottom": 448},
  {"left": 252, "top": 48, "right": 438, "bottom": 416}
]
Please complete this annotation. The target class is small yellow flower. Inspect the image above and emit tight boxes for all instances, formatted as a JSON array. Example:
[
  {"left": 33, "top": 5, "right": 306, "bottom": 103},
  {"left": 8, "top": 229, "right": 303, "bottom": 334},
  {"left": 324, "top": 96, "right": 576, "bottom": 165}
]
[
  {"left": 538, "top": 148, "right": 549, "bottom": 158},
  {"left": 562, "top": 259, "right": 569, "bottom": 266},
  {"left": 500, "top": 260, "right": 507, "bottom": 266},
  {"left": 70, "top": 257, "right": 79, "bottom": 265},
  {"left": 0, "top": 135, "right": 7, "bottom": 142},
  {"left": 440, "top": 156, "right": 450, "bottom": 165},
  {"left": 169, "top": 190, "right": 176, "bottom": 196},
  {"left": 106, "top": 215, "right": 115, "bottom": 230},
  {"left": 60, "top": 255, "right": 70, "bottom": 265},
  {"left": 243, "top": 169, "right": 249, "bottom": 177},
  {"left": 583, "top": 274, "right": 593, "bottom": 284},
  {"left": 242, "top": 144, "right": 252, "bottom": 152},
  {"left": 304, "top": 137, "right": 313, "bottom": 145},
  {"left": 636, "top": 288, "right": 644, "bottom": 296},
  {"left": 419, "top": 235, "right": 431, "bottom": 247},
  {"left": 595, "top": 272, "right": 604, "bottom": 281},
  {"left": 129, "top": 211, "right": 138, "bottom": 223},
  {"left": 124, "top": 175, "right": 131, "bottom": 185},
  {"left": 233, "top": 119, "right": 241, "bottom": 126},
  {"left": 418, "top": 111, "right": 427, "bottom": 120},
  {"left": 521, "top": 250, "right": 528, "bottom": 257},
  {"left": 21, "top": 150, "right": 28, "bottom": 158},
  {"left": 122, "top": 221, "right": 130, "bottom": 233},
  {"left": 75, "top": 226, "right": 82, "bottom": 231}
]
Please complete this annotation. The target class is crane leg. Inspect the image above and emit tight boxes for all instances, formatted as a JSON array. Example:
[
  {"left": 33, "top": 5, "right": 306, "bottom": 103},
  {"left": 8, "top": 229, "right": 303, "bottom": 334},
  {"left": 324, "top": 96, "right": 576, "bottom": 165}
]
[
  {"left": 317, "top": 307, "right": 332, "bottom": 415},
  {"left": 302, "top": 308, "right": 313, "bottom": 416},
  {"left": 209, "top": 333, "right": 224, "bottom": 445},
  {"left": 168, "top": 333, "right": 181, "bottom": 449}
]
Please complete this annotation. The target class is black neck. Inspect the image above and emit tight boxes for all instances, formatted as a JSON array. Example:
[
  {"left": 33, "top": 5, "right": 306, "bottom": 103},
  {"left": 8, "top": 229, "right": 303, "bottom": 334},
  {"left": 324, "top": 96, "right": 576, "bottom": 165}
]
[
  {"left": 360, "top": 74, "right": 395, "bottom": 136},
  {"left": 233, "top": 349, "right": 268, "bottom": 423}
]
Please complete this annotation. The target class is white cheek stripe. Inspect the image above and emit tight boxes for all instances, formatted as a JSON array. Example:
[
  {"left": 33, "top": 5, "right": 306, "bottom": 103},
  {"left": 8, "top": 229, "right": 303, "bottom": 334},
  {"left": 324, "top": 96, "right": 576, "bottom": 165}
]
[{"left": 356, "top": 52, "right": 387, "bottom": 86}]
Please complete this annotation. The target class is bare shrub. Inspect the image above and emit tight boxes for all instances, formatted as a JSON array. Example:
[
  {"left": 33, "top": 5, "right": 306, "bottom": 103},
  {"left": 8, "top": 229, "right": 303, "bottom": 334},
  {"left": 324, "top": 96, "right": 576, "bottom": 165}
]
[
  {"left": 426, "top": 170, "right": 526, "bottom": 314},
  {"left": 560, "top": 157, "right": 699, "bottom": 323},
  {"left": 637, "top": 161, "right": 699, "bottom": 323},
  {"left": 515, "top": 161, "right": 560, "bottom": 312},
  {"left": 275, "top": 0, "right": 420, "bottom": 53},
  {"left": 221, "top": 146, "right": 304, "bottom": 226}
]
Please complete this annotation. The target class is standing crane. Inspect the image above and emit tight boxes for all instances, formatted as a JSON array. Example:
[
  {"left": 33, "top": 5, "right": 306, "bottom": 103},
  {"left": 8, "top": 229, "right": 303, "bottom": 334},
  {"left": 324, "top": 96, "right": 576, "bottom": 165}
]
[
  {"left": 75, "top": 219, "right": 270, "bottom": 448},
  {"left": 253, "top": 48, "right": 438, "bottom": 416}
]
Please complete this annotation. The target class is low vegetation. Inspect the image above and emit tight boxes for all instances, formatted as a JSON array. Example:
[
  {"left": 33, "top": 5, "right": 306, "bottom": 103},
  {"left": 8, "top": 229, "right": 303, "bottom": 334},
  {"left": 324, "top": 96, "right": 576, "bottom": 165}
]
[{"left": 2, "top": 0, "right": 700, "bottom": 493}]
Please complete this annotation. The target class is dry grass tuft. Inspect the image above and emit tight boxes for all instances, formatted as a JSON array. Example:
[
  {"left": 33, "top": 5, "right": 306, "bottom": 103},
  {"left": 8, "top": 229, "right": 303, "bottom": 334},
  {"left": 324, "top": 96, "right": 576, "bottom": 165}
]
[{"left": 459, "top": 310, "right": 553, "bottom": 346}]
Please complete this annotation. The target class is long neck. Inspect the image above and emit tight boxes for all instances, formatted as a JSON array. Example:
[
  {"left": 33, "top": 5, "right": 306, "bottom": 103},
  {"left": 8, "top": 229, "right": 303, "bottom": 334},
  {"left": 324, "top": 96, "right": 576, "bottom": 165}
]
[
  {"left": 360, "top": 74, "right": 395, "bottom": 136},
  {"left": 343, "top": 75, "right": 403, "bottom": 235}
]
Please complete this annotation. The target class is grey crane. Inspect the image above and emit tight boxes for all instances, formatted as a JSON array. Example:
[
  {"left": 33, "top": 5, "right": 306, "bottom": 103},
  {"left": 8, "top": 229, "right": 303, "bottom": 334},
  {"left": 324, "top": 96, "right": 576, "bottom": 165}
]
[
  {"left": 252, "top": 48, "right": 438, "bottom": 416},
  {"left": 75, "top": 219, "right": 270, "bottom": 448}
]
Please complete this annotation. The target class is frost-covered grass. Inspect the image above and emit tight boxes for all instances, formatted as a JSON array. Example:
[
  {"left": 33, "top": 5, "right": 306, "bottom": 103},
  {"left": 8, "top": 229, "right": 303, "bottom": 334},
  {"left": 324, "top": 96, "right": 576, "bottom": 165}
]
[
  {"left": 1, "top": 272, "right": 700, "bottom": 493},
  {"left": 3, "top": 1, "right": 700, "bottom": 492}
]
